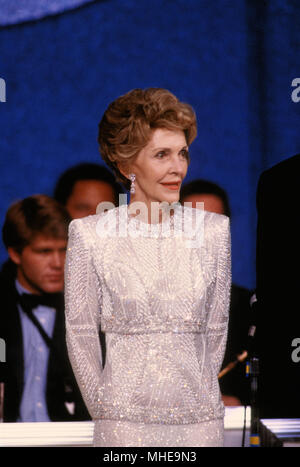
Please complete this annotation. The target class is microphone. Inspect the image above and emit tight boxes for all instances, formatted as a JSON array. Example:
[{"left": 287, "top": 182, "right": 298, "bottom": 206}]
[
  {"left": 246, "top": 292, "right": 260, "bottom": 447},
  {"left": 0, "top": 337, "right": 5, "bottom": 422}
]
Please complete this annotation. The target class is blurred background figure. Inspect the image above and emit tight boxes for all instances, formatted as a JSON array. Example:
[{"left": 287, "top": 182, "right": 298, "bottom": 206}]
[
  {"left": 180, "top": 179, "right": 251, "bottom": 407},
  {"left": 53, "top": 162, "right": 124, "bottom": 219},
  {"left": 0, "top": 195, "right": 89, "bottom": 422},
  {"left": 180, "top": 179, "right": 231, "bottom": 217},
  {"left": 256, "top": 153, "right": 300, "bottom": 418},
  {"left": 54, "top": 163, "right": 123, "bottom": 367}
]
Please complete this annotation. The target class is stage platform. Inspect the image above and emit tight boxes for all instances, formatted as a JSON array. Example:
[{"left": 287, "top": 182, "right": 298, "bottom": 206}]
[{"left": 0, "top": 406, "right": 251, "bottom": 447}]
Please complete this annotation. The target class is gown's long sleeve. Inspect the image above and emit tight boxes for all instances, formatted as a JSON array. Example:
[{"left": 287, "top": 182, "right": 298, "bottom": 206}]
[
  {"left": 64, "top": 218, "right": 103, "bottom": 419},
  {"left": 206, "top": 215, "right": 231, "bottom": 377}
]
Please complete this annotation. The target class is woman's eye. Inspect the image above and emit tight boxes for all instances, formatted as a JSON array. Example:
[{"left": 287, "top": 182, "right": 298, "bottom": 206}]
[
  {"left": 180, "top": 149, "right": 189, "bottom": 159},
  {"left": 156, "top": 151, "right": 166, "bottom": 159}
]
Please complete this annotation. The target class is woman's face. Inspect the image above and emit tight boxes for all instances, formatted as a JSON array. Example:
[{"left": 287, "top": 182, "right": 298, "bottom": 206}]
[{"left": 126, "top": 128, "right": 189, "bottom": 208}]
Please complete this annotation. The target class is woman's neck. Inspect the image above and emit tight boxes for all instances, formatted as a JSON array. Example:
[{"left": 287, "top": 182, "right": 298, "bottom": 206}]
[{"left": 127, "top": 199, "right": 176, "bottom": 225}]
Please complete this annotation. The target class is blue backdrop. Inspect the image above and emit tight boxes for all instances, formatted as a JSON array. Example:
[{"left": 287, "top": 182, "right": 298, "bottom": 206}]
[{"left": 1, "top": 0, "right": 300, "bottom": 290}]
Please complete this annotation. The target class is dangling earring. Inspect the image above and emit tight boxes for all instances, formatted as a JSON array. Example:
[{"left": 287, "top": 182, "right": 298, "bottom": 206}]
[{"left": 129, "top": 173, "right": 136, "bottom": 194}]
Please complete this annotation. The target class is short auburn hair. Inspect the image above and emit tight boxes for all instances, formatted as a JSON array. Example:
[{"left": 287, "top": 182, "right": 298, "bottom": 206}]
[
  {"left": 2, "top": 194, "right": 71, "bottom": 253},
  {"left": 98, "top": 88, "right": 197, "bottom": 190}
]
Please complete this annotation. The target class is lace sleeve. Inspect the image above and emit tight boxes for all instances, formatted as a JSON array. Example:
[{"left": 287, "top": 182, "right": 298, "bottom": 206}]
[
  {"left": 206, "top": 215, "right": 231, "bottom": 376},
  {"left": 64, "top": 218, "right": 103, "bottom": 419}
]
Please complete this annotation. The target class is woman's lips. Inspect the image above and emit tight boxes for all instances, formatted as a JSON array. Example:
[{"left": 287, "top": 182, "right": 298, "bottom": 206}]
[{"left": 161, "top": 183, "right": 180, "bottom": 190}]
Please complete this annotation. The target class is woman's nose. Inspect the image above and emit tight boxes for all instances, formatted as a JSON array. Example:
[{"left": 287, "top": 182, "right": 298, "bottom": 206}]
[{"left": 170, "top": 154, "right": 186, "bottom": 174}]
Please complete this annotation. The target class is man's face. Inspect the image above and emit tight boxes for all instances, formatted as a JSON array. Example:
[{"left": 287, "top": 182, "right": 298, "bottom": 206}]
[
  {"left": 181, "top": 193, "right": 225, "bottom": 215},
  {"left": 66, "top": 179, "right": 116, "bottom": 218},
  {"left": 9, "top": 234, "right": 67, "bottom": 294}
]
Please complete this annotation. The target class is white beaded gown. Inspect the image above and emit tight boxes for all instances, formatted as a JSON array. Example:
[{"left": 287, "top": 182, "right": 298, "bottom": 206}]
[{"left": 64, "top": 203, "right": 231, "bottom": 447}]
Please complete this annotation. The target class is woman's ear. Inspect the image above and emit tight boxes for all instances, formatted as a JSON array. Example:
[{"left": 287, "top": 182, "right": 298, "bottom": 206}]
[{"left": 117, "top": 162, "right": 129, "bottom": 181}]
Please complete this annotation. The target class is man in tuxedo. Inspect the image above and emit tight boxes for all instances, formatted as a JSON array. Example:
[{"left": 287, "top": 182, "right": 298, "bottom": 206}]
[
  {"left": 256, "top": 153, "right": 300, "bottom": 418},
  {"left": 180, "top": 179, "right": 252, "bottom": 407},
  {"left": 0, "top": 194, "right": 89, "bottom": 422}
]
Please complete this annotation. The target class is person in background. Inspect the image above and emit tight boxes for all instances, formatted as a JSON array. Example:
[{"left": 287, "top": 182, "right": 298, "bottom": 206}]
[
  {"left": 54, "top": 163, "right": 123, "bottom": 364},
  {"left": 256, "top": 154, "right": 300, "bottom": 418},
  {"left": 0, "top": 194, "right": 89, "bottom": 422},
  {"left": 53, "top": 162, "right": 124, "bottom": 219},
  {"left": 180, "top": 179, "right": 251, "bottom": 407}
]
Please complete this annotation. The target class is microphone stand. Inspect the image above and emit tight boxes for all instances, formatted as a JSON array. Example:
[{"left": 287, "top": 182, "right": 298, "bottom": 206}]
[
  {"left": 217, "top": 292, "right": 262, "bottom": 447},
  {"left": 0, "top": 381, "right": 4, "bottom": 422},
  {"left": 246, "top": 293, "right": 261, "bottom": 447}
]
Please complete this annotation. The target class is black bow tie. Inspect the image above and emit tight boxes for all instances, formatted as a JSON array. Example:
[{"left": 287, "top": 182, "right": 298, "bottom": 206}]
[
  {"left": 17, "top": 292, "right": 63, "bottom": 349},
  {"left": 18, "top": 292, "right": 63, "bottom": 312}
]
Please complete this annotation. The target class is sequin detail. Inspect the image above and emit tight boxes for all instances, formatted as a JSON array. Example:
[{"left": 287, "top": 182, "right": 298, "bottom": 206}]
[
  {"left": 64, "top": 204, "right": 231, "bottom": 446},
  {"left": 94, "top": 418, "right": 224, "bottom": 447}
]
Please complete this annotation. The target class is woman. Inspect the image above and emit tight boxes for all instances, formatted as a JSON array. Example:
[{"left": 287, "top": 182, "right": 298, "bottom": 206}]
[{"left": 64, "top": 88, "right": 231, "bottom": 447}]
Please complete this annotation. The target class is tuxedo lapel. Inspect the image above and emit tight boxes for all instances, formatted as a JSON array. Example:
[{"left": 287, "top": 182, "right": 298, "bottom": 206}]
[{"left": 3, "top": 283, "right": 25, "bottom": 420}]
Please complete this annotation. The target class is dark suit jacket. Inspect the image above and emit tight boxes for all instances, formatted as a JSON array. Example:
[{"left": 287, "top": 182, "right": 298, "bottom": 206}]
[
  {"left": 219, "top": 283, "right": 252, "bottom": 406},
  {"left": 0, "top": 260, "right": 90, "bottom": 422},
  {"left": 256, "top": 153, "right": 300, "bottom": 418}
]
